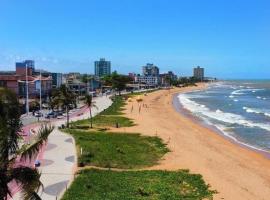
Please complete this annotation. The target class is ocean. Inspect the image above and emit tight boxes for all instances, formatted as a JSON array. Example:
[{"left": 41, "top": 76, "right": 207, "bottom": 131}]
[{"left": 177, "top": 80, "right": 270, "bottom": 153}]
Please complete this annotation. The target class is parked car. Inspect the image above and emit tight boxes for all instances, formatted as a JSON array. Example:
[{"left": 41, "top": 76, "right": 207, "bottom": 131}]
[
  {"left": 34, "top": 112, "right": 43, "bottom": 118},
  {"left": 55, "top": 110, "right": 63, "bottom": 116},
  {"left": 45, "top": 112, "right": 57, "bottom": 119}
]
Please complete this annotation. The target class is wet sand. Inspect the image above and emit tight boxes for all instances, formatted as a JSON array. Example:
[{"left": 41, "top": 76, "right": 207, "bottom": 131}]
[{"left": 119, "top": 84, "right": 270, "bottom": 200}]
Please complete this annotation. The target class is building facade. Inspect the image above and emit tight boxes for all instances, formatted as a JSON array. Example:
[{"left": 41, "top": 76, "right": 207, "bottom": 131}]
[
  {"left": 193, "top": 66, "right": 204, "bottom": 81},
  {"left": 95, "top": 58, "right": 111, "bottom": 77},
  {"left": 134, "top": 75, "right": 159, "bottom": 86},
  {"left": 16, "top": 60, "right": 35, "bottom": 75},
  {"left": 0, "top": 60, "right": 52, "bottom": 98},
  {"left": 51, "top": 73, "right": 63, "bottom": 88},
  {"left": 142, "top": 63, "right": 159, "bottom": 76},
  {"left": 160, "top": 71, "right": 177, "bottom": 86}
]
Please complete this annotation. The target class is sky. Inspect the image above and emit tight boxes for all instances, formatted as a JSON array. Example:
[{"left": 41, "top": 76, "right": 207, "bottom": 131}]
[{"left": 0, "top": 0, "right": 270, "bottom": 79}]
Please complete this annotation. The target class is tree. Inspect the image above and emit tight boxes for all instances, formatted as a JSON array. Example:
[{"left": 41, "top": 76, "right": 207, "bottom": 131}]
[
  {"left": 164, "top": 76, "right": 173, "bottom": 87},
  {"left": 0, "top": 88, "right": 54, "bottom": 200},
  {"left": 103, "top": 71, "right": 132, "bottom": 95},
  {"left": 84, "top": 94, "right": 98, "bottom": 128},
  {"left": 51, "top": 85, "right": 77, "bottom": 128}
]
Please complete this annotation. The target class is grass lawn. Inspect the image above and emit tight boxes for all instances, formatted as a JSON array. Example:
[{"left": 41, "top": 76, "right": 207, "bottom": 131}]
[
  {"left": 127, "top": 89, "right": 159, "bottom": 97},
  {"left": 62, "top": 169, "right": 216, "bottom": 200},
  {"left": 71, "top": 115, "right": 134, "bottom": 129},
  {"left": 65, "top": 129, "right": 169, "bottom": 169},
  {"left": 100, "top": 96, "right": 126, "bottom": 115}
]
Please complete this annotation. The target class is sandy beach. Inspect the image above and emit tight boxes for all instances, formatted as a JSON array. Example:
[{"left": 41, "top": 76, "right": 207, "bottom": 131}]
[{"left": 119, "top": 84, "right": 270, "bottom": 200}]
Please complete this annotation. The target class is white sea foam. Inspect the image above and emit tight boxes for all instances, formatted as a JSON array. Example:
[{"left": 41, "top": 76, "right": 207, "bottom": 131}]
[
  {"left": 234, "top": 99, "right": 239, "bottom": 102},
  {"left": 231, "top": 90, "right": 245, "bottom": 95},
  {"left": 229, "top": 95, "right": 234, "bottom": 98},
  {"left": 243, "top": 107, "right": 270, "bottom": 118},
  {"left": 178, "top": 94, "right": 270, "bottom": 132},
  {"left": 231, "top": 88, "right": 264, "bottom": 96},
  {"left": 215, "top": 124, "right": 269, "bottom": 153}
]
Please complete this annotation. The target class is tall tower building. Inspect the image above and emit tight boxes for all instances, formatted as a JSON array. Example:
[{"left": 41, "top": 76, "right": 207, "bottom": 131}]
[
  {"left": 193, "top": 66, "right": 204, "bottom": 81},
  {"left": 142, "top": 63, "right": 159, "bottom": 76},
  {"left": 15, "top": 60, "right": 35, "bottom": 75},
  {"left": 94, "top": 58, "right": 111, "bottom": 77}
]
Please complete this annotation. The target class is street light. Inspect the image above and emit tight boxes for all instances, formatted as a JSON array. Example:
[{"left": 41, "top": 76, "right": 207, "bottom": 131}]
[
  {"left": 25, "top": 64, "right": 29, "bottom": 115},
  {"left": 39, "top": 69, "right": 42, "bottom": 112}
]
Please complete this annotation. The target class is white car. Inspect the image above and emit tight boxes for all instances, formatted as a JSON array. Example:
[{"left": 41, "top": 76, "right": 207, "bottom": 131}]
[{"left": 34, "top": 112, "right": 43, "bottom": 117}]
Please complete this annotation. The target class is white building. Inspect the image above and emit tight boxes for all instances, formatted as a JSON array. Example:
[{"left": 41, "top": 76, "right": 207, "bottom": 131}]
[{"left": 134, "top": 75, "right": 159, "bottom": 86}]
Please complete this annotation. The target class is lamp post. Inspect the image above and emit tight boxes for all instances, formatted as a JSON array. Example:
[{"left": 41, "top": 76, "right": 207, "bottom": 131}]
[
  {"left": 25, "top": 64, "right": 29, "bottom": 115},
  {"left": 39, "top": 69, "right": 42, "bottom": 111}
]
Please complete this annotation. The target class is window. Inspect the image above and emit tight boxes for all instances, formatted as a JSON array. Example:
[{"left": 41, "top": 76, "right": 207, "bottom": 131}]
[{"left": 0, "top": 80, "right": 7, "bottom": 87}]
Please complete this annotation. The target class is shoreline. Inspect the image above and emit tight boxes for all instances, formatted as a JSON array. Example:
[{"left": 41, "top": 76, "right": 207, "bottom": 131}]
[
  {"left": 122, "top": 84, "right": 270, "bottom": 200},
  {"left": 172, "top": 91, "right": 270, "bottom": 160}
]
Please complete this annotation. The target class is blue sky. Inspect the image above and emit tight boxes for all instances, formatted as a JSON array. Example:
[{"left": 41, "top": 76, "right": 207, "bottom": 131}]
[{"left": 0, "top": 0, "right": 269, "bottom": 79}]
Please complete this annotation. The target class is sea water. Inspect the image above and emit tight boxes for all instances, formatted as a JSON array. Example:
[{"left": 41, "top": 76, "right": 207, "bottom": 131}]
[{"left": 178, "top": 80, "right": 270, "bottom": 153}]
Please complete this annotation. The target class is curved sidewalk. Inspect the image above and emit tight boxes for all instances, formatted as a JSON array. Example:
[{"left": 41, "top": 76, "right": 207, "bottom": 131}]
[{"left": 13, "top": 96, "right": 112, "bottom": 200}]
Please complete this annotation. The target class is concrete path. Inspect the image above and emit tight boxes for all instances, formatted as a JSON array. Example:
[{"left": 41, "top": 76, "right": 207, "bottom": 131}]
[{"left": 13, "top": 96, "right": 112, "bottom": 200}]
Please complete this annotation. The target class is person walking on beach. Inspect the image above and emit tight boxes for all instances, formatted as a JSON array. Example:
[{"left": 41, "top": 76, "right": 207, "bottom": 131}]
[{"left": 131, "top": 104, "right": 133, "bottom": 113}]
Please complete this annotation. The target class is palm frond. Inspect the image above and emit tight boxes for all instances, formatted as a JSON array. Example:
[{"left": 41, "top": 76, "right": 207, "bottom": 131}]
[
  {"left": 28, "top": 192, "right": 42, "bottom": 200},
  {"left": 10, "top": 166, "right": 43, "bottom": 200},
  {"left": 0, "top": 171, "right": 12, "bottom": 200},
  {"left": 19, "top": 124, "right": 54, "bottom": 161},
  {"left": 92, "top": 104, "right": 98, "bottom": 110}
]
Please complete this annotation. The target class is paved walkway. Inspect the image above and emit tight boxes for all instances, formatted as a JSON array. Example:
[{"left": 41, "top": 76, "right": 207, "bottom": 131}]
[{"left": 13, "top": 96, "right": 112, "bottom": 200}]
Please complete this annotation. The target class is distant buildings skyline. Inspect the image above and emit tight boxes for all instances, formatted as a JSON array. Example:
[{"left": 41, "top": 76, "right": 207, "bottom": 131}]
[
  {"left": 0, "top": 58, "right": 208, "bottom": 81},
  {"left": 1, "top": 1, "right": 270, "bottom": 79}
]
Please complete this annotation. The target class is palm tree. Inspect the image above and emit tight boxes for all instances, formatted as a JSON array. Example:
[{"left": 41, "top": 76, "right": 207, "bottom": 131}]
[
  {"left": 51, "top": 85, "right": 77, "bottom": 128},
  {"left": 0, "top": 88, "right": 54, "bottom": 200},
  {"left": 84, "top": 94, "right": 98, "bottom": 128}
]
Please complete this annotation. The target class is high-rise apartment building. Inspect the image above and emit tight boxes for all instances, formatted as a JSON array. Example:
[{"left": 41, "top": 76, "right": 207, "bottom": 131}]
[
  {"left": 142, "top": 63, "right": 159, "bottom": 76},
  {"left": 193, "top": 66, "right": 204, "bottom": 81},
  {"left": 16, "top": 60, "right": 35, "bottom": 75},
  {"left": 94, "top": 58, "right": 111, "bottom": 77}
]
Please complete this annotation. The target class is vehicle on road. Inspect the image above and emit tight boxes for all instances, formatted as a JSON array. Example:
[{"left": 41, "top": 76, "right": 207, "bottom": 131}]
[
  {"left": 34, "top": 112, "right": 43, "bottom": 118},
  {"left": 45, "top": 112, "right": 57, "bottom": 119}
]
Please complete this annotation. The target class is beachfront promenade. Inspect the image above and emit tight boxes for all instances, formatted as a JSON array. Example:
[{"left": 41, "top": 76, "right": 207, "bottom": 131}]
[{"left": 13, "top": 96, "right": 112, "bottom": 200}]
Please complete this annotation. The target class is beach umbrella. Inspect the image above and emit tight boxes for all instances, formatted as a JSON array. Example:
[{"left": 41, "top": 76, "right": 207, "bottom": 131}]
[{"left": 127, "top": 97, "right": 132, "bottom": 102}]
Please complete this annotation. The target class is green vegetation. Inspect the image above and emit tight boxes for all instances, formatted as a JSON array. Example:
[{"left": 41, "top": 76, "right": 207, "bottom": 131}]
[
  {"left": 71, "top": 96, "right": 134, "bottom": 129},
  {"left": 128, "top": 89, "right": 158, "bottom": 97},
  {"left": 100, "top": 96, "right": 126, "bottom": 115},
  {"left": 0, "top": 88, "right": 54, "bottom": 200},
  {"left": 72, "top": 115, "right": 134, "bottom": 129},
  {"left": 50, "top": 84, "right": 77, "bottom": 128},
  {"left": 62, "top": 169, "right": 216, "bottom": 200},
  {"left": 84, "top": 94, "right": 98, "bottom": 128},
  {"left": 102, "top": 71, "right": 132, "bottom": 95},
  {"left": 65, "top": 129, "right": 169, "bottom": 169}
]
